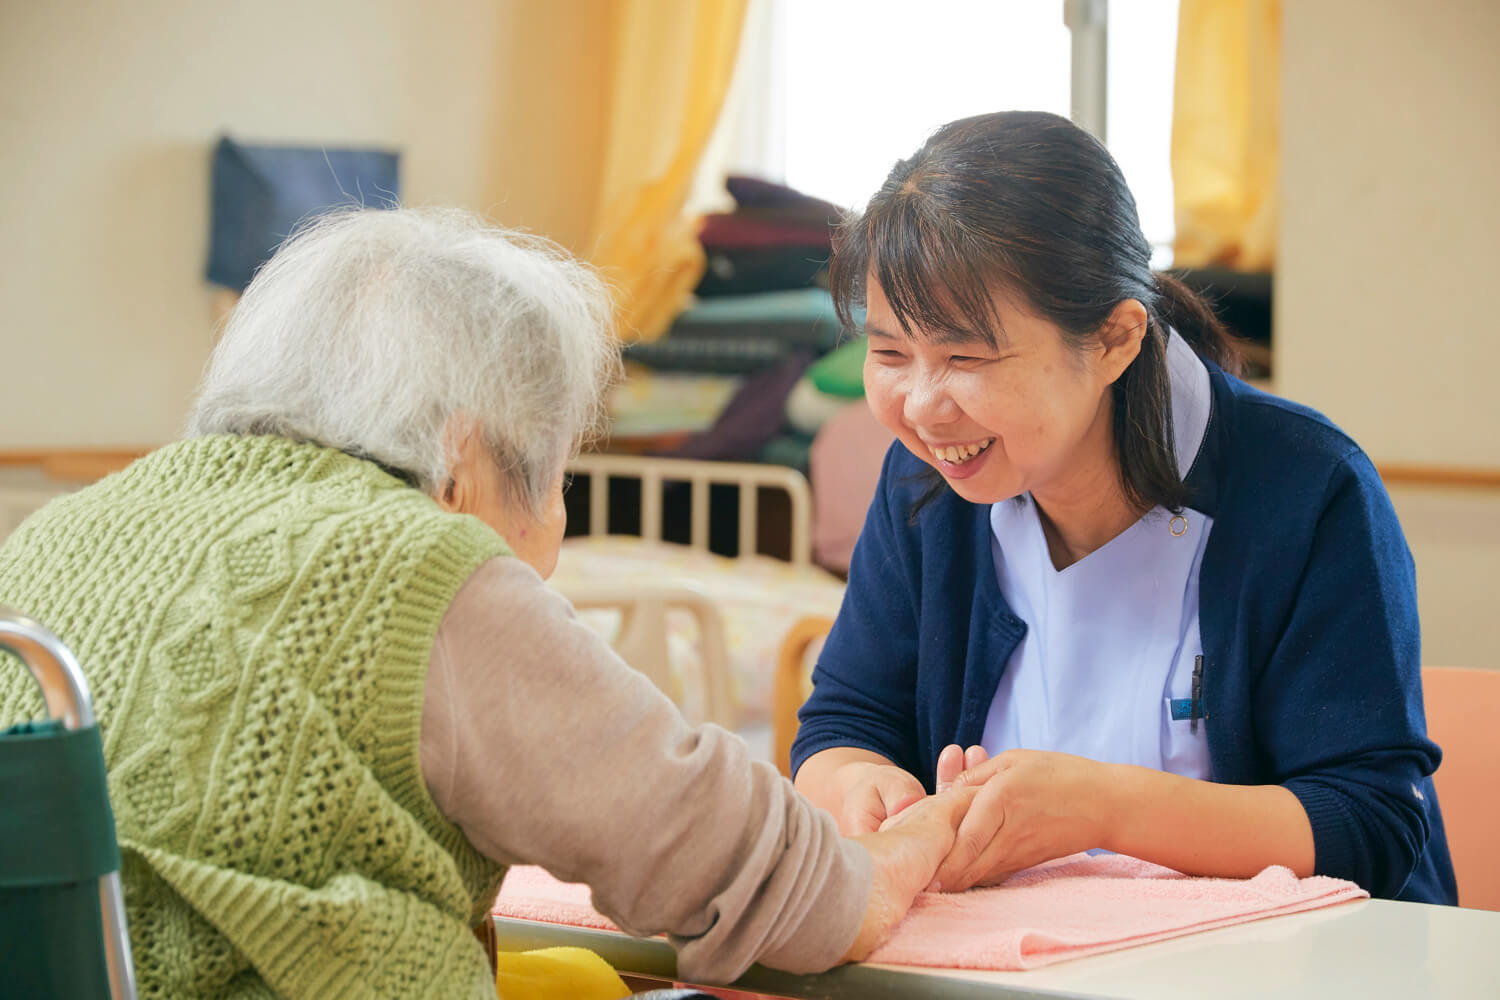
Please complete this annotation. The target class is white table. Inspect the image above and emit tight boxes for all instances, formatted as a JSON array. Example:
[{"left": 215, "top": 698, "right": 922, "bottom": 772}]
[{"left": 494, "top": 898, "right": 1500, "bottom": 999}]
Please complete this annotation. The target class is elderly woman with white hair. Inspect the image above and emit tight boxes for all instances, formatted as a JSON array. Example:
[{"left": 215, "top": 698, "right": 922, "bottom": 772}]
[{"left": 0, "top": 208, "right": 969, "bottom": 999}]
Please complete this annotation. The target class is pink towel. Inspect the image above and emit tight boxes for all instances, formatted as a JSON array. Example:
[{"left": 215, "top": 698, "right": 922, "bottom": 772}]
[
  {"left": 495, "top": 866, "right": 621, "bottom": 932},
  {"left": 867, "top": 853, "right": 1367, "bottom": 970},
  {"left": 493, "top": 853, "right": 1367, "bottom": 972}
]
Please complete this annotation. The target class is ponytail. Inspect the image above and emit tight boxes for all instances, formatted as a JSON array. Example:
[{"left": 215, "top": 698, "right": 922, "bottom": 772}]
[{"left": 1152, "top": 271, "right": 1243, "bottom": 377}]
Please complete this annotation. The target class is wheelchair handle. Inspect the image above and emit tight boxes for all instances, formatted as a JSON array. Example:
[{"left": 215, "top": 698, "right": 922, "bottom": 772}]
[
  {"left": 0, "top": 605, "right": 137, "bottom": 999},
  {"left": 0, "top": 604, "right": 96, "bottom": 730}
]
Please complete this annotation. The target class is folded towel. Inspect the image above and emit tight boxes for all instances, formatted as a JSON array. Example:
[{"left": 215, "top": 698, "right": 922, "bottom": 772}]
[
  {"left": 866, "top": 852, "right": 1368, "bottom": 970},
  {"left": 494, "top": 853, "right": 1367, "bottom": 972}
]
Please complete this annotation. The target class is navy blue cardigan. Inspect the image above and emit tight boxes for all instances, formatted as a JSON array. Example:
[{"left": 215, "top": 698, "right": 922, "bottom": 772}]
[{"left": 792, "top": 365, "right": 1457, "bottom": 904}]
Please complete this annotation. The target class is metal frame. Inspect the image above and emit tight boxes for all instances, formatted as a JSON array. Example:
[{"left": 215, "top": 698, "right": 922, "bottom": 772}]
[
  {"left": 493, "top": 917, "right": 1075, "bottom": 999},
  {"left": 1064, "top": 0, "right": 1109, "bottom": 143},
  {"left": 0, "top": 606, "right": 137, "bottom": 1000}
]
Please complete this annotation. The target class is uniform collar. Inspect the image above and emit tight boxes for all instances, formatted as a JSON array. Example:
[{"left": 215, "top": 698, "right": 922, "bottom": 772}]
[{"left": 1166, "top": 328, "right": 1213, "bottom": 481}]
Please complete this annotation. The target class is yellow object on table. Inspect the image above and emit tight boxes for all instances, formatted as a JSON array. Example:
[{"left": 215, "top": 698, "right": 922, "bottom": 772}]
[{"left": 494, "top": 946, "right": 630, "bottom": 1000}]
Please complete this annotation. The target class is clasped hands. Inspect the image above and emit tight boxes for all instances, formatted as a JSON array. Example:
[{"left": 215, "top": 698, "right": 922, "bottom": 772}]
[{"left": 840, "top": 745, "right": 1115, "bottom": 893}]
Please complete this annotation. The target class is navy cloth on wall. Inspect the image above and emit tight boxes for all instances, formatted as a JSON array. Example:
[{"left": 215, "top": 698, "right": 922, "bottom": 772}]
[{"left": 207, "top": 136, "right": 400, "bottom": 291}]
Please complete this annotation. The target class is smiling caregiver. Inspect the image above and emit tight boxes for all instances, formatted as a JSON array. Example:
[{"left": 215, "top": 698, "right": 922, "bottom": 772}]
[{"left": 791, "top": 111, "right": 1456, "bottom": 904}]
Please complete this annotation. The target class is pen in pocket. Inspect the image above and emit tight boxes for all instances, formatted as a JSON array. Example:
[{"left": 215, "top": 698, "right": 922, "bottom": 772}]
[{"left": 1190, "top": 654, "right": 1204, "bottom": 734}]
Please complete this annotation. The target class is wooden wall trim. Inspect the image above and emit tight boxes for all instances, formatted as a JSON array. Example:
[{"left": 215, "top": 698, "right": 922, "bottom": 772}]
[
  {"left": 0, "top": 449, "right": 152, "bottom": 482},
  {"left": 1377, "top": 464, "right": 1500, "bottom": 490},
  {"left": 1, "top": 449, "right": 1498, "bottom": 491}
]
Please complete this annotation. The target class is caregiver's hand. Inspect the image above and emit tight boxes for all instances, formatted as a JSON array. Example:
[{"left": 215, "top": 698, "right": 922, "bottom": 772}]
[
  {"left": 795, "top": 747, "right": 928, "bottom": 835},
  {"left": 930, "top": 748, "right": 1115, "bottom": 892},
  {"left": 935, "top": 742, "right": 990, "bottom": 792},
  {"left": 837, "top": 760, "right": 928, "bottom": 835}
]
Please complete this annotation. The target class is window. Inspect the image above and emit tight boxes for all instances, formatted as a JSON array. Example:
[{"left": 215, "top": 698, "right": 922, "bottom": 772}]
[
  {"left": 706, "top": 1, "right": 1180, "bottom": 261},
  {"left": 1107, "top": 0, "right": 1179, "bottom": 261},
  {"left": 781, "top": 1, "right": 1071, "bottom": 211}
]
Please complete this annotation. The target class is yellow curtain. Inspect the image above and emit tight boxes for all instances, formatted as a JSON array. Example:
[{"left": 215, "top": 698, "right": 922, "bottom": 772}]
[
  {"left": 1171, "top": 0, "right": 1281, "bottom": 271},
  {"left": 585, "top": 0, "right": 748, "bottom": 341}
]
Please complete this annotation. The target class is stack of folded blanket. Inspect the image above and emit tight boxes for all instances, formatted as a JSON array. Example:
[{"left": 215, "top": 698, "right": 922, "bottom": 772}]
[
  {"left": 696, "top": 175, "right": 843, "bottom": 298},
  {"left": 615, "top": 177, "right": 853, "bottom": 474}
]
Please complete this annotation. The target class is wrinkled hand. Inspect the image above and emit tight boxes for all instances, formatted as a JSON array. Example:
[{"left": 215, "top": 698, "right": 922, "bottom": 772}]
[
  {"left": 845, "top": 784, "right": 979, "bottom": 960},
  {"left": 833, "top": 760, "right": 927, "bottom": 835},
  {"left": 930, "top": 747, "right": 1115, "bottom": 892}
]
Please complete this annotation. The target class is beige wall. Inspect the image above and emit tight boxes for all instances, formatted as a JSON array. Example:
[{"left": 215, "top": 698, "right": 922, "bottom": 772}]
[
  {"left": 1390, "top": 486, "right": 1500, "bottom": 671},
  {"left": 1278, "top": 0, "right": 1500, "bottom": 467},
  {"left": 1280, "top": 0, "right": 1500, "bottom": 670},
  {"left": 0, "top": 0, "right": 621, "bottom": 449}
]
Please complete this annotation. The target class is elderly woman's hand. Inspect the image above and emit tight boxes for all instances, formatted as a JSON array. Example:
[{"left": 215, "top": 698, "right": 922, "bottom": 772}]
[
  {"left": 926, "top": 747, "right": 1116, "bottom": 892},
  {"left": 841, "top": 784, "right": 978, "bottom": 961}
]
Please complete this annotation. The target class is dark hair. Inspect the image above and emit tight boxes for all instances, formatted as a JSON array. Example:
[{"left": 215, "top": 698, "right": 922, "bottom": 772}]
[{"left": 830, "top": 111, "right": 1240, "bottom": 516}]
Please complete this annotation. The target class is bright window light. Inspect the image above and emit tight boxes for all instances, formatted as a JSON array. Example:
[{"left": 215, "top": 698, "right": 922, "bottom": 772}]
[
  {"left": 782, "top": 1, "right": 1071, "bottom": 211},
  {"left": 771, "top": 1, "right": 1178, "bottom": 256},
  {"left": 1108, "top": 0, "right": 1180, "bottom": 257}
]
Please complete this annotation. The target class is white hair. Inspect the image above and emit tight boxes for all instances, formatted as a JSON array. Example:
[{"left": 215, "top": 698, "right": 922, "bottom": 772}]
[{"left": 189, "top": 206, "right": 621, "bottom": 516}]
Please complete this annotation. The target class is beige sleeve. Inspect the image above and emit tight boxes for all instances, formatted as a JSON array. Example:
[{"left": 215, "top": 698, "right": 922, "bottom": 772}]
[{"left": 420, "top": 556, "right": 871, "bottom": 984}]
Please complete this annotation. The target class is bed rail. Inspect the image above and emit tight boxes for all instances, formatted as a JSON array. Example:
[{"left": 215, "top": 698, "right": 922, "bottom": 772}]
[{"left": 565, "top": 454, "right": 813, "bottom": 567}]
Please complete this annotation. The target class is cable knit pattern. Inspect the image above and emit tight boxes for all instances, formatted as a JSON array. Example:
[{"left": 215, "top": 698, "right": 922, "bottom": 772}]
[{"left": 0, "top": 435, "right": 510, "bottom": 999}]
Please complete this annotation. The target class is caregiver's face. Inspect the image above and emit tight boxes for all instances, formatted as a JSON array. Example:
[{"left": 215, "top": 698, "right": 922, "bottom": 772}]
[{"left": 861, "top": 276, "right": 1116, "bottom": 507}]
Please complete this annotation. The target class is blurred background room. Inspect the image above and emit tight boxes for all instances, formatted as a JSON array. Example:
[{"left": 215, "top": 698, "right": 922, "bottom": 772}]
[{"left": 1, "top": 0, "right": 1496, "bottom": 750}]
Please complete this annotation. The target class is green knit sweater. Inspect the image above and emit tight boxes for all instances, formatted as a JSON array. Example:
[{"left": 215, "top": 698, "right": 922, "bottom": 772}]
[{"left": 0, "top": 435, "right": 512, "bottom": 999}]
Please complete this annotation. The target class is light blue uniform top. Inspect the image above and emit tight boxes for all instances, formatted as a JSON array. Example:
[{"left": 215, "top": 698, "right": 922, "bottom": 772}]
[{"left": 981, "top": 331, "right": 1215, "bottom": 779}]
